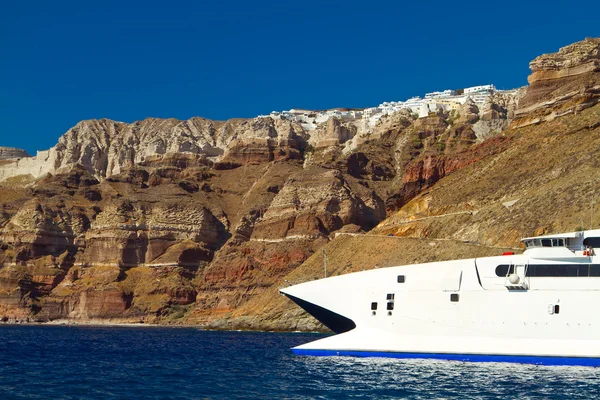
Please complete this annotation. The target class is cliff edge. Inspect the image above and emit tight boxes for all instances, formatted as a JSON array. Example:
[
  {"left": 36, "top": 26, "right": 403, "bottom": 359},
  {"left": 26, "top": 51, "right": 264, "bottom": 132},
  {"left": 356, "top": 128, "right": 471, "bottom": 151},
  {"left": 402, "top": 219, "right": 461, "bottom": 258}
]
[
  {"left": 513, "top": 37, "right": 600, "bottom": 127},
  {"left": 0, "top": 147, "right": 30, "bottom": 160}
]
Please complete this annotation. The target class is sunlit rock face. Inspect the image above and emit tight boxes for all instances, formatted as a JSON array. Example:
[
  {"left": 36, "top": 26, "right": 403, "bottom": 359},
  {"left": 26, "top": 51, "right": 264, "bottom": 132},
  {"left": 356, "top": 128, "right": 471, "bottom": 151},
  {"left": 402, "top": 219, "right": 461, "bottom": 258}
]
[
  {"left": 0, "top": 116, "right": 308, "bottom": 182},
  {"left": 0, "top": 147, "right": 30, "bottom": 160},
  {"left": 513, "top": 37, "right": 600, "bottom": 127}
]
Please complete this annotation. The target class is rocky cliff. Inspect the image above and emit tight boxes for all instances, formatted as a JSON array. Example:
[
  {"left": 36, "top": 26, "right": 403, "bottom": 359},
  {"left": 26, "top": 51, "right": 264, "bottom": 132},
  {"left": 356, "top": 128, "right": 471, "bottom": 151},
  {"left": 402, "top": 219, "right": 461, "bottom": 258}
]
[
  {"left": 0, "top": 37, "right": 598, "bottom": 330},
  {"left": 0, "top": 117, "right": 306, "bottom": 182},
  {"left": 513, "top": 37, "right": 600, "bottom": 127},
  {"left": 0, "top": 147, "right": 30, "bottom": 160}
]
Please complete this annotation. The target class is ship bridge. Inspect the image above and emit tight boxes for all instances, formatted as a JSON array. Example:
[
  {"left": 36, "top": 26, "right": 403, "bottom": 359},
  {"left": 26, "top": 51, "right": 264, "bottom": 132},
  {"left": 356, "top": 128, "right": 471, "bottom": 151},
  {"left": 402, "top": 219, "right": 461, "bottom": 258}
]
[{"left": 522, "top": 229, "right": 600, "bottom": 257}]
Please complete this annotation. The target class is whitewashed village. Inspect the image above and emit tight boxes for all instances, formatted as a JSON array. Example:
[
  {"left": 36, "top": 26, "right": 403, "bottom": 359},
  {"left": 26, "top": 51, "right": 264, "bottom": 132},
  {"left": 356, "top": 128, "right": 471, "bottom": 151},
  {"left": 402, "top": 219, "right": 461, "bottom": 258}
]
[{"left": 263, "top": 84, "right": 518, "bottom": 131}]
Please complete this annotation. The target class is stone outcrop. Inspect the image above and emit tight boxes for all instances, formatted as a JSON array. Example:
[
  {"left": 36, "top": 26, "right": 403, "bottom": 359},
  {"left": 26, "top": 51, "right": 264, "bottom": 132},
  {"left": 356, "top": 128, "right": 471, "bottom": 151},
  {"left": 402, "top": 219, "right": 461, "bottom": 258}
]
[
  {"left": 309, "top": 118, "right": 358, "bottom": 149},
  {"left": 474, "top": 88, "right": 524, "bottom": 141},
  {"left": 513, "top": 37, "right": 600, "bottom": 127},
  {"left": 218, "top": 117, "right": 306, "bottom": 165},
  {"left": 0, "top": 147, "right": 30, "bottom": 160},
  {"left": 528, "top": 37, "right": 600, "bottom": 81},
  {"left": 251, "top": 167, "right": 384, "bottom": 241}
]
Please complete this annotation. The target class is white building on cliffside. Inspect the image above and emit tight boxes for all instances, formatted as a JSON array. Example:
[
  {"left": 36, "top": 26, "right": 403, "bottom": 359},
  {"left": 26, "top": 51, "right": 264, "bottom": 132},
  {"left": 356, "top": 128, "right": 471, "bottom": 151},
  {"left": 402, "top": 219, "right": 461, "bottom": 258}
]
[
  {"left": 424, "top": 89, "right": 455, "bottom": 99},
  {"left": 262, "top": 84, "right": 498, "bottom": 130}
]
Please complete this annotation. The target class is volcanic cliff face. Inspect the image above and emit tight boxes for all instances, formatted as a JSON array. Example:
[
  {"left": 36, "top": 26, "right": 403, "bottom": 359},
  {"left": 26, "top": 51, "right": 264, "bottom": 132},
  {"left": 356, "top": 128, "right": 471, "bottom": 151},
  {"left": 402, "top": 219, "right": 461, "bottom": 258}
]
[
  {"left": 0, "top": 117, "right": 308, "bottom": 182},
  {"left": 0, "top": 38, "right": 597, "bottom": 330},
  {"left": 513, "top": 37, "right": 600, "bottom": 127},
  {"left": 0, "top": 147, "right": 30, "bottom": 160},
  {"left": 378, "top": 37, "right": 600, "bottom": 248}
]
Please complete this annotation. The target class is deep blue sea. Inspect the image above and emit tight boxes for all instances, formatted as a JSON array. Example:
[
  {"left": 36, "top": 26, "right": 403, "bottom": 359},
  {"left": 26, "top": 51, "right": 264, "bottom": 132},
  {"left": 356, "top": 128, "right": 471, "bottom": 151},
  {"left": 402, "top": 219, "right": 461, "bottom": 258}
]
[{"left": 1, "top": 325, "right": 599, "bottom": 399}]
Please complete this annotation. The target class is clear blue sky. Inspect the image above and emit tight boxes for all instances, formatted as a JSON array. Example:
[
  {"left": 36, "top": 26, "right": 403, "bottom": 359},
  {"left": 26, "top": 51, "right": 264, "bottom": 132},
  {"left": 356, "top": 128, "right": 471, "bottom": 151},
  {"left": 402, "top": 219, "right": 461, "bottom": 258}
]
[{"left": 1, "top": 0, "right": 599, "bottom": 155}]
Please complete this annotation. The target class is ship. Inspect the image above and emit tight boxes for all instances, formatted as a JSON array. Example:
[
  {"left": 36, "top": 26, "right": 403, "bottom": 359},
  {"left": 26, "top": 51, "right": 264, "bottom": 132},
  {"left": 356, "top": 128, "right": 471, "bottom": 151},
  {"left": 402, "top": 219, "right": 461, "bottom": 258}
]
[{"left": 280, "top": 230, "right": 600, "bottom": 366}]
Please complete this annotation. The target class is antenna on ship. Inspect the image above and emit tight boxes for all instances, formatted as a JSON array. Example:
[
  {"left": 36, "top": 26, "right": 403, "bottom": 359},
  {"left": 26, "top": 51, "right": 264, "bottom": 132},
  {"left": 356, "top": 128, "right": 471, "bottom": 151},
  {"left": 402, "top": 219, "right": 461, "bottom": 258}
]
[{"left": 591, "top": 192, "right": 595, "bottom": 230}]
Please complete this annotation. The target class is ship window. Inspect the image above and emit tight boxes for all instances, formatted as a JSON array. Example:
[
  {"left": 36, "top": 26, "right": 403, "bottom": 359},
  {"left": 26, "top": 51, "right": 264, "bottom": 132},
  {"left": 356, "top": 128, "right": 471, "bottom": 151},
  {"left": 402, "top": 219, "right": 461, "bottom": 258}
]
[
  {"left": 387, "top": 302, "right": 394, "bottom": 310},
  {"left": 495, "top": 264, "right": 514, "bottom": 276},
  {"left": 541, "top": 239, "right": 552, "bottom": 247},
  {"left": 386, "top": 293, "right": 395, "bottom": 300},
  {"left": 450, "top": 293, "right": 459, "bottom": 302},
  {"left": 371, "top": 302, "right": 378, "bottom": 310},
  {"left": 528, "top": 264, "right": 578, "bottom": 277},
  {"left": 554, "top": 305, "right": 560, "bottom": 314},
  {"left": 496, "top": 264, "right": 600, "bottom": 277},
  {"left": 397, "top": 275, "right": 405, "bottom": 283},
  {"left": 584, "top": 237, "right": 600, "bottom": 248}
]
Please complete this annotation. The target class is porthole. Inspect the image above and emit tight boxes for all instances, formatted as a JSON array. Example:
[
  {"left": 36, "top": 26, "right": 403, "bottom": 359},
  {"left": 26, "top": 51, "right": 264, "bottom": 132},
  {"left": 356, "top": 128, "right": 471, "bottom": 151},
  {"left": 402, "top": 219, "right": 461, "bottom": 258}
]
[
  {"left": 450, "top": 293, "right": 459, "bottom": 302},
  {"left": 371, "top": 302, "right": 378, "bottom": 311},
  {"left": 387, "top": 302, "right": 394, "bottom": 310},
  {"left": 397, "top": 275, "right": 405, "bottom": 283}
]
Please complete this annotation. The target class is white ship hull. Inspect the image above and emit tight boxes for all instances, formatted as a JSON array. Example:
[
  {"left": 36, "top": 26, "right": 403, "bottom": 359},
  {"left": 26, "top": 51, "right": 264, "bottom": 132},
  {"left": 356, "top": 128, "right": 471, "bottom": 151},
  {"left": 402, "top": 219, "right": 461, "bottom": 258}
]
[{"left": 280, "top": 230, "right": 600, "bottom": 366}]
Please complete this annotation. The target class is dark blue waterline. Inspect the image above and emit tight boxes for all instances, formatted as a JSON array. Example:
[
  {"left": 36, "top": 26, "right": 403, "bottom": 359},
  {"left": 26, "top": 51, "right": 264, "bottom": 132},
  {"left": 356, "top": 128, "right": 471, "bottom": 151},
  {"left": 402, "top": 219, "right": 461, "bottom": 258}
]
[{"left": 292, "top": 348, "right": 600, "bottom": 367}]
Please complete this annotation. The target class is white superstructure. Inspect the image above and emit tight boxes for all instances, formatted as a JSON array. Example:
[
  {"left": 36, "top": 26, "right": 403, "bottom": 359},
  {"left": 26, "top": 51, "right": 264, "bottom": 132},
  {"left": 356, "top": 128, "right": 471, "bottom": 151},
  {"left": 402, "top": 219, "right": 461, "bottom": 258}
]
[{"left": 280, "top": 229, "right": 600, "bottom": 366}]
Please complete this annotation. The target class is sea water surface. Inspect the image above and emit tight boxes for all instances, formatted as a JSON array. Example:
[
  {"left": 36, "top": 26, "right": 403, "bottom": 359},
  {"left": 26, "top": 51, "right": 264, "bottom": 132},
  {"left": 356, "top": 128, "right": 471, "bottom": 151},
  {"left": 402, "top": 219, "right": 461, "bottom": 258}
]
[{"left": 0, "top": 325, "right": 599, "bottom": 399}]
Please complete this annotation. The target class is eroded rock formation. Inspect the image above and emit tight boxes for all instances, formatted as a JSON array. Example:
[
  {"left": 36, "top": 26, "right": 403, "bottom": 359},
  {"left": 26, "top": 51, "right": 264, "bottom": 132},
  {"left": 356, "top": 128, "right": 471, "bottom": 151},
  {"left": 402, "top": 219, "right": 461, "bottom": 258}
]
[
  {"left": 0, "top": 147, "right": 30, "bottom": 160},
  {"left": 513, "top": 37, "right": 600, "bottom": 127}
]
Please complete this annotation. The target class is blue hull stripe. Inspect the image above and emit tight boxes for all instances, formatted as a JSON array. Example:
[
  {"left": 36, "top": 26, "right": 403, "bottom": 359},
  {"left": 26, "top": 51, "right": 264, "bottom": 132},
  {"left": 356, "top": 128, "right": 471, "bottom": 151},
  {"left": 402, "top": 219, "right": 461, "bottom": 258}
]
[{"left": 292, "top": 348, "right": 600, "bottom": 367}]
